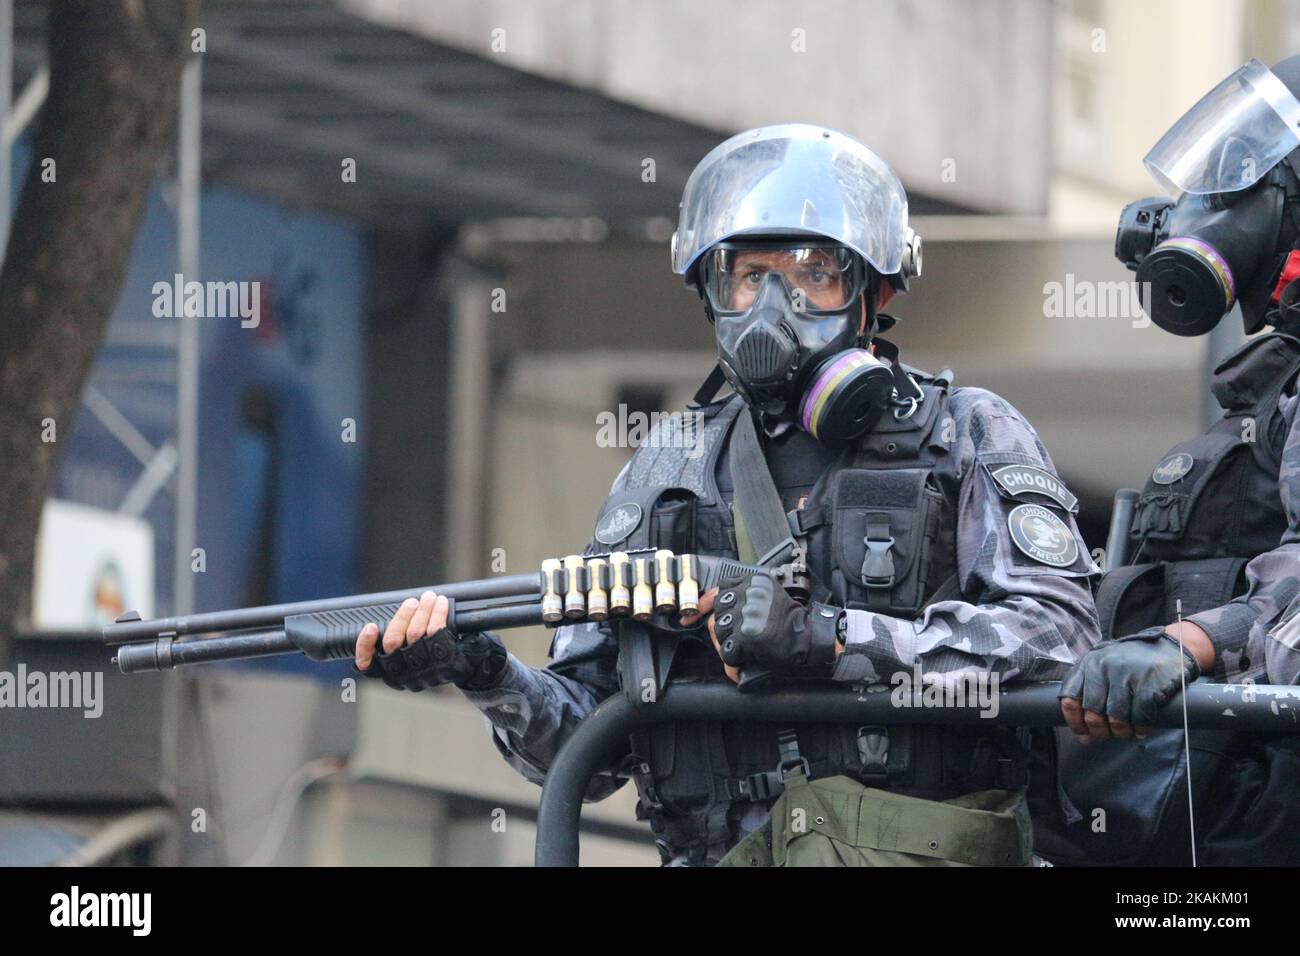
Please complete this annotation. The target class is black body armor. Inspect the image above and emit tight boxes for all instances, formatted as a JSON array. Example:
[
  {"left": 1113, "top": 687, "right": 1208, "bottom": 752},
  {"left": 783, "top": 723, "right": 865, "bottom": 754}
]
[
  {"left": 1096, "top": 332, "right": 1300, "bottom": 641},
  {"left": 1133, "top": 332, "right": 1300, "bottom": 557},
  {"left": 1053, "top": 332, "right": 1300, "bottom": 867},
  {"left": 587, "top": 368, "right": 1030, "bottom": 865}
]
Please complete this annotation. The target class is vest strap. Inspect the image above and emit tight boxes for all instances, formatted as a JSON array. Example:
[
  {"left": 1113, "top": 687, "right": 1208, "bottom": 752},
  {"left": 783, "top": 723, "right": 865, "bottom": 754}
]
[
  {"left": 788, "top": 505, "right": 827, "bottom": 535},
  {"left": 692, "top": 364, "right": 728, "bottom": 407},
  {"left": 728, "top": 409, "right": 798, "bottom": 566}
]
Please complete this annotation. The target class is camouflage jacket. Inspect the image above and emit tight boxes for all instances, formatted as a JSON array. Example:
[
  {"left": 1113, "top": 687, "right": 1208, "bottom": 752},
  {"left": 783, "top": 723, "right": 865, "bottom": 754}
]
[{"left": 461, "top": 386, "right": 1103, "bottom": 799}]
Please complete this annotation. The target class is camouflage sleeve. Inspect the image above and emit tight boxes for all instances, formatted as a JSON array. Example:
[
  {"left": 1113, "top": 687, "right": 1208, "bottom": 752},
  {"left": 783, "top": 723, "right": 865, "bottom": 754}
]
[
  {"left": 832, "top": 387, "right": 1102, "bottom": 688},
  {"left": 1265, "top": 592, "right": 1300, "bottom": 685},
  {"left": 458, "top": 459, "right": 634, "bottom": 799},
  {"left": 458, "top": 621, "right": 625, "bottom": 800},
  {"left": 1189, "top": 393, "right": 1300, "bottom": 683}
]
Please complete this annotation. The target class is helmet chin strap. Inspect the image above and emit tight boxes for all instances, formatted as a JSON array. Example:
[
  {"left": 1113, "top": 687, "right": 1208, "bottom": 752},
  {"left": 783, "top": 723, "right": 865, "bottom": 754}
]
[{"left": 857, "top": 270, "right": 887, "bottom": 344}]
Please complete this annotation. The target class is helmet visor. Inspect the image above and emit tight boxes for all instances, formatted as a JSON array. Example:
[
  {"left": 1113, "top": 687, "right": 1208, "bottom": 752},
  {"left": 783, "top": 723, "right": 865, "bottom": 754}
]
[
  {"left": 1144, "top": 59, "right": 1300, "bottom": 197},
  {"left": 700, "top": 243, "right": 864, "bottom": 314}
]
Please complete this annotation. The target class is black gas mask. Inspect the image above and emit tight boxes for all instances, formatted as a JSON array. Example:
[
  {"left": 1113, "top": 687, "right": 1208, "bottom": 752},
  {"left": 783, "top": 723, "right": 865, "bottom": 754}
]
[
  {"left": 1115, "top": 55, "right": 1300, "bottom": 336},
  {"left": 698, "top": 241, "right": 896, "bottom": 446},
  {"left": 1116, "top": 156, "right": 1300, "bottom": 335}
]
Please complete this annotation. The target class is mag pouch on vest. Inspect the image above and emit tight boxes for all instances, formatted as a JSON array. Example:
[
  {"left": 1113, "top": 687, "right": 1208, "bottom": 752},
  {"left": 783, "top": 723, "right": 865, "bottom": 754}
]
[
  {"left": 1094, "top": 558, "right": 1249, "bottom": 643},
  {"left": 802, "top": 383, "right": 956, "bottom": 616},
  {"left": 789, "top": 384, "right": 1026, "bottom": 800},
  {"left": 822, "top": 468, "right": 947, "bottom": 613}
]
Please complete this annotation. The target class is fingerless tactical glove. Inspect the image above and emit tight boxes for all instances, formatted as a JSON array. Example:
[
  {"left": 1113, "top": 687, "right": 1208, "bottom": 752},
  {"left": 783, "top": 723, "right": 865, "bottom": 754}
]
[
  {"left": 712, "top": 573, "right": 840, "bottom": 678},
  {"left": 1059, "top": 625, "right": 1201, "bottom": 726},
  {"left": 364, "top": 628, "right": 508, "bottom": 692}
]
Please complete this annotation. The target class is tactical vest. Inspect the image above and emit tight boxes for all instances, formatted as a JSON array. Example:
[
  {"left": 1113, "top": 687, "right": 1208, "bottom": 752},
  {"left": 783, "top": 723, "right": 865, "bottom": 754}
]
[
  {"left": 1100, "top": 332, "right": 1300, "bottom": 643},
  {"left": 1050, "top": 331, "right": 1300, "bottom": 867},
  {"left": 588, "top": 376, "right": 1030, "bottom": 865}
]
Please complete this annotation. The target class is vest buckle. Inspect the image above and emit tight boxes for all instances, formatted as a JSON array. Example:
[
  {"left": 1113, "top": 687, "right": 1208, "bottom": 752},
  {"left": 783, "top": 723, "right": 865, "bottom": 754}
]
[
  {"left": 856, "top": 725, "right": 890, "bottom": 780},
  {"left": 627, "top": 758, "right": 665, "bottom": 815},
  {"left": 734, "top": 729, "right": 809, "bottom": 803},
  {"left": 861, "top": 522, "right": 896, "bottom": 589},
  {"left": 737, "top": 769, "right": 783, "bottom": 802},
  {"left": 776, "top": 727, "right": 810, "bottom": 782}
]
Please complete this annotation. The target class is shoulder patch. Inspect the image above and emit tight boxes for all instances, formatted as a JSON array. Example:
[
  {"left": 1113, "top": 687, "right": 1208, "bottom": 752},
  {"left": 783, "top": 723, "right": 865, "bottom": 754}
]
[
  {"left": 1152, "top": 452, "right": 1194, "bottom": 485},
  {"left": 988, "top": 463, "right": 1079, "bottom": 513},
  {"left": 1007, "top": 504, "right": 1078, "bottom": 568},
  {"left": 595, "top": 502, "right": 642, "bottom": 545}
]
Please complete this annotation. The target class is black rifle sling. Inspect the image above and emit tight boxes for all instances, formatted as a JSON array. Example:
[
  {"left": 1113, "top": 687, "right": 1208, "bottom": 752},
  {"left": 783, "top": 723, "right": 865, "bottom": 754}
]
[{"left": 728, "top": 409, "right": 798, "bottom": 567}]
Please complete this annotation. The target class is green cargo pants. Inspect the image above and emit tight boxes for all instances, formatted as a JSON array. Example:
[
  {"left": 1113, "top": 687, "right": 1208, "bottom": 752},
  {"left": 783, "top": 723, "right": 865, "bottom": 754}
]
[{"left": 717, "top": 772, "right": 1033, "bottom": 867}]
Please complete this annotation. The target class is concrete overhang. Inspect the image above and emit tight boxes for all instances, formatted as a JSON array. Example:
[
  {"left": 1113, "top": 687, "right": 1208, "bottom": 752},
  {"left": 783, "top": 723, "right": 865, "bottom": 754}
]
[{"left": 13, "top": 0, "right": 978, "bottom": 232}]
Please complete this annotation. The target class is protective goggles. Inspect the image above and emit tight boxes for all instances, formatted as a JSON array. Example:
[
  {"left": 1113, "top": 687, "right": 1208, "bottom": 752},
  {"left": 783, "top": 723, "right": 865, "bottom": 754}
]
[{"left": 698, "top": 242, "right": 866, "bottom": 315}]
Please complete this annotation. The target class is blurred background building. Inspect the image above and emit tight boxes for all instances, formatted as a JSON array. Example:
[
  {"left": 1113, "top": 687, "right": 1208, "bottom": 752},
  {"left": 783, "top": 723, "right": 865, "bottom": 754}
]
[{"left": 1, "top": 0, "right": 1297, "bottom": 865}]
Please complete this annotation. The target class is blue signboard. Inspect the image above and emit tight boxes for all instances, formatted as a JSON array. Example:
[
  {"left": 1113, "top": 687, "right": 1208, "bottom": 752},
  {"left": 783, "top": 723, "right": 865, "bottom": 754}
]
[{"left": 11, "top": 137, "right": 367, "bottom": 679}]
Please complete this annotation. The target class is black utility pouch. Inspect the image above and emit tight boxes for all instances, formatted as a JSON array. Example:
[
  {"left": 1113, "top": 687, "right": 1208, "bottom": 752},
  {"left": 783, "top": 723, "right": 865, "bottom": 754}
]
[
  {"left": 827, "top": 467, "right": 938, "bottom": 614},
  {"left": 650, "top": 491, "right": 697, "bottom": 555}
]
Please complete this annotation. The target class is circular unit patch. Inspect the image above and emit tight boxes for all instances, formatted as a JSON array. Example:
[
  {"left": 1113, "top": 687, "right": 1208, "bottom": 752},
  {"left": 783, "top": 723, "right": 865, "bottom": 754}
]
[
  {"left": 1007, "top": 504, "right": 1078, "bottom": 568},
  {"left": 1151, "top": 452, "right": 1194, "bottom": 485},
  {"left": 595, "top": 502, "right": 642, "bottom": 545}
]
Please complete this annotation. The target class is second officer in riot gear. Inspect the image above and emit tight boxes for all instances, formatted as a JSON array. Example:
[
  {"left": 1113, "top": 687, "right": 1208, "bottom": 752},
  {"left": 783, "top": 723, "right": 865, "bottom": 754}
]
[
  {"left": 1056, "top": 56, "right": 1300, "bottom": 866},
  {"left": 357, "top": 124, "right": 1101, "bottom": 866}
]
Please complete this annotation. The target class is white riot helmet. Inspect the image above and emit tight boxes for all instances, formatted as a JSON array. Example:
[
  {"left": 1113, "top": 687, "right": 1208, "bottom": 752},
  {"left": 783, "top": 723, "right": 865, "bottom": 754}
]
[{"left": 671, "top": 125, "right": 922, "bottom": 446}]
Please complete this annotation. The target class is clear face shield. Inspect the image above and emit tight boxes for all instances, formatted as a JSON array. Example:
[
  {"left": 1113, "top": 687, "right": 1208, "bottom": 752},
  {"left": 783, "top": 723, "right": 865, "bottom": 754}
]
[
  {"left": 1144, "top": 58, "right": 1300, "bottom": 198},
  {"left": 1116, "top": 59, "right": 1300, "bottom": 337}
]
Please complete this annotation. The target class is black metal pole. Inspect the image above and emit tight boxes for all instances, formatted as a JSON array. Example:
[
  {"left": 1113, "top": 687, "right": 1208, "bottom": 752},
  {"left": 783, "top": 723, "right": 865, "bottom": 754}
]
[
  {"left": 533, "top": 680, "right": 1300, "bottom": 867},
  {"left": 1104, "top": 488, "right": 1140, "bottom": 571}
]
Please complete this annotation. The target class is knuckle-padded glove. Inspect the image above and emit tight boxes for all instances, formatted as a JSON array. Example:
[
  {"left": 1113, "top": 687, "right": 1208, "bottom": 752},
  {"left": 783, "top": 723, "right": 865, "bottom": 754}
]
[
  {"left": 1058, "top": 625, "right": 1201, "bottom": 726},
  {"left": 364, "top": 628, "right": 507, "bottom": 692},
  {"left": 711, "top": 573, "right": 840, "bottom": 678}
]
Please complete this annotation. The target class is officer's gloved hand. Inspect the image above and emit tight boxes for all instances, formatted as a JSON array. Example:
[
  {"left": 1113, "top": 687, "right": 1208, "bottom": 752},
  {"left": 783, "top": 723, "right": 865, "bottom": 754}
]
[
  {"left": 1058, "top": 626, "right": 1201, "bottom": 740},
  {"left": 708, "top": 573, "right": 840, "bottom": 678},
  {"left": 354, "top": 591, "right": 508, "bottom": 692}
]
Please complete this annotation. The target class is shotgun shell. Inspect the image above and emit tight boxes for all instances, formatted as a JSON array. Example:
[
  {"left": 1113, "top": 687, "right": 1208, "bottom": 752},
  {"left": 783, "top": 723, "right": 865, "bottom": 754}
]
[
  {"left": 608, "top": 551, "right": 632, "bottom": 616},
  {"left": 540, "top": 558, "right": 564, "bottom": 623},
  {"left": 585, "top": 557, "right": 609, "bottom": 621}
]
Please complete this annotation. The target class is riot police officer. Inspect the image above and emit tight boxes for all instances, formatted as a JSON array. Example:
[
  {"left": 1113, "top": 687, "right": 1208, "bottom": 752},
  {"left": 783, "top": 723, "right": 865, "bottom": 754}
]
[
  {"left": 357, "top": 124, "right": 1101, "bottom": 866},
  {"left": 1055, "top": 56, "right": 1300, "bottom": 866}
]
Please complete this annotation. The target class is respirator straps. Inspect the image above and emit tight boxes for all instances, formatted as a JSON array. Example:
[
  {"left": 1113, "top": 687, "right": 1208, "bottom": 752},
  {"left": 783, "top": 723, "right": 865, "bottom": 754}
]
[
  {"left": 692, "top": 364, "right": 729, "bottom": 407},
  {"left": 870, "top": 337, "right": 926, "bottom": 404}
]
